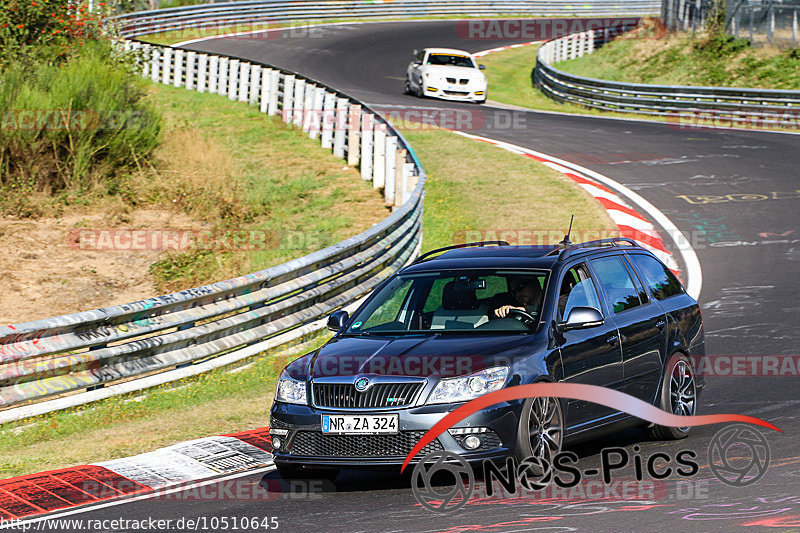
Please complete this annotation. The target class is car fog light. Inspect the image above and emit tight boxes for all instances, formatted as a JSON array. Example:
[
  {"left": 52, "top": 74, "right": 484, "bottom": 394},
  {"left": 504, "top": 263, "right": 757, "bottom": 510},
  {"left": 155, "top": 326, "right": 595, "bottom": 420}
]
[
  {"left": 463, "top": 435, "right": 481, "bottom": 450},
  {"left": 273, "top": 436, "right": 282, "bottom": 449}
]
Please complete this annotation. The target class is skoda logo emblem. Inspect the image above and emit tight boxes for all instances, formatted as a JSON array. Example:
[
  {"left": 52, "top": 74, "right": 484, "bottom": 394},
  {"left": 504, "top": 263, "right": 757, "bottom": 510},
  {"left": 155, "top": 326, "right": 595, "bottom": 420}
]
[{"left": 354, "top": 377, "right": 370, "bottom": 392}]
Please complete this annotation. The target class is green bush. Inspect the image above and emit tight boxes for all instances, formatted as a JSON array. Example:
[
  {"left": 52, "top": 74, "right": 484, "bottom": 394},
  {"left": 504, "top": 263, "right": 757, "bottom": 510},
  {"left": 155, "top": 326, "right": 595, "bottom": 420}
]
[
  {"left": 0, "top": 41, "right": 162, "bottom": 211},
  {"left": 0, "top": 0, "right": 104, "bottom": 66}
]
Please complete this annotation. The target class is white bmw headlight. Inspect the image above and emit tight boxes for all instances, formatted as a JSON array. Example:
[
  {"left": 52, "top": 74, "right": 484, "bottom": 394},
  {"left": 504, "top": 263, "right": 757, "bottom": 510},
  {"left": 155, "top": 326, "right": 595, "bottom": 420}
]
[
  {"left": 427, "top": 366, "right": 509, "bottom": 405},
  {"left": 274, "top": 370, "right": 307, "bottom": 405}
]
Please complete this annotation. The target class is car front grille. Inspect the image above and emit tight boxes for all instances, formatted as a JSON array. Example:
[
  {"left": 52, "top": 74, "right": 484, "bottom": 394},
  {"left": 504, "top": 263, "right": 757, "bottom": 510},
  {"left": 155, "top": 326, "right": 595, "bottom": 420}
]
[
  {"left": 459, "top": 79, "right": 469, "bottom": 85},
  {"left": 443, "top": 90, "right": 470, "bottom": 96},
  {"left": 312, "top": 382, "right": 424, "bottom": 409},
  {"left": 289, "top": 431, "right": 443, "bottom": 458},
  {"left": 446, "top": 77, "right": 456, "bottom": 83}
]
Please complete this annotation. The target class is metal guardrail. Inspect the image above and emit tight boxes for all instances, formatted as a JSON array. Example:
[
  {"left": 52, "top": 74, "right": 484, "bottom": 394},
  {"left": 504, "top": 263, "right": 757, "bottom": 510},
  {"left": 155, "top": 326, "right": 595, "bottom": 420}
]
[
  {"left": 114, "top": 0, "right": 662, "bottom": 38},
  {"left": 0, "top": 37, "right": 425, "bottom": 420},
  {"left": 534, "top": 27, "right": 800, "bottom": 126}
]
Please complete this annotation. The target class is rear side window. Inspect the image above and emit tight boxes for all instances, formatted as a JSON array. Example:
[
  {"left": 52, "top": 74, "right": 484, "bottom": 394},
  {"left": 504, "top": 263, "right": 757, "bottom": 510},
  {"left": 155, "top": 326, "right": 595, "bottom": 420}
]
[
  {"left": 628, "top": 254, "right": 684, "bottom": 300},
  {"left": 591, "top": 255, "right": 642, "bottom": 313}
]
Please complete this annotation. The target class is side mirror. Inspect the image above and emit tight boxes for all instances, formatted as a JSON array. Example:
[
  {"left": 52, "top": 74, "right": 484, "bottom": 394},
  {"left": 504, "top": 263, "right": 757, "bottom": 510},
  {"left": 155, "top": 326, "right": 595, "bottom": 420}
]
[
  {"left": 412, "top": 60, "right": 421, "bottom": 66},
  {"left": 327, "top": 310, "right": 349, "bottom": 332},
  {"left": 558, "top": 307, "right": 603, "bottom": 332},
  {"left": 478, "top": 64, "right": 486, "bottom": 70}
]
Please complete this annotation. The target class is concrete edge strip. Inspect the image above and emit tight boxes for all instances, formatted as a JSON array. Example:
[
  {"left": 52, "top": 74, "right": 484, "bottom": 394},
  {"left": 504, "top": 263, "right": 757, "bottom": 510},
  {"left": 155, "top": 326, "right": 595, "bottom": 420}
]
[{"left": 448, "top": 129, "right": 702, "bottom": 300}]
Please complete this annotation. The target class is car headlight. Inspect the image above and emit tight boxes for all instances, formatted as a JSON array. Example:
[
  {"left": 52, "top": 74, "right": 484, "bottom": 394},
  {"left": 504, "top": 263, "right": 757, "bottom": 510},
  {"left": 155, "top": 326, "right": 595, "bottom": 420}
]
[
  {"left": 274, "top": 370, "right": 307, "bottom": 405},
  {"left": 427, "top": 366, "right": 509, "bottom": 405}
]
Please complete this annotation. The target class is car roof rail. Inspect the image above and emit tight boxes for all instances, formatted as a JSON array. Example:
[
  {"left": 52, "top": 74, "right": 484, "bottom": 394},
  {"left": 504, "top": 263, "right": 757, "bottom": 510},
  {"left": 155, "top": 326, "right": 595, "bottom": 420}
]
[
  {"left": 411, "top": 241, "right": 510, "bottom": 265},
  {"left": 556, "top": 237, "right": 641, "bottom": 260}
]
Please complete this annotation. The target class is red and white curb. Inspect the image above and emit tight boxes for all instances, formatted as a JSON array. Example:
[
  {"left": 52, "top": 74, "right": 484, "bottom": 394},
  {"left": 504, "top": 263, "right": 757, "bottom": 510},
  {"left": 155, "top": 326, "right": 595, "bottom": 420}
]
[
  {"left": 450, "top": 130, "right": 702, "bottom": 299},
  {"left": 0, "top": 428, "right": 273, "bottom": 521},
  {"left": 473, "top": 40, "right": 542, "bottom": 57}
]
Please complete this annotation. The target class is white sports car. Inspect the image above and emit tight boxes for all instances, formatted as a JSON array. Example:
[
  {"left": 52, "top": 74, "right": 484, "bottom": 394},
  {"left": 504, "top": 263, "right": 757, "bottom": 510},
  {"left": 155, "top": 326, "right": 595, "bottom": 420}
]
[{"left": 405, "top": 47, "right": 487, "bottom": 103}]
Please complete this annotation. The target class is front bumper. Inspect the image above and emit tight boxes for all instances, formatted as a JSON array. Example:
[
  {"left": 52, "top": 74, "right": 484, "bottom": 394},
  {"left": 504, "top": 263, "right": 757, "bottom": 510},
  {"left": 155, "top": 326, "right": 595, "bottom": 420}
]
[
  {"left": 269, "top": 400, "right": 520, "bottom": 469},
  {"left": 425, "top": 85, "right": 486, "bottom": 102}
]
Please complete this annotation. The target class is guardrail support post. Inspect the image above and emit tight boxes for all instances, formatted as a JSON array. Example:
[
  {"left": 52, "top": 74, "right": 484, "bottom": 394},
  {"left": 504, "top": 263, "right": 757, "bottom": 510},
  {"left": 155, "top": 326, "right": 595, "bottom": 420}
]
[
  {"left": 402, "top": 162, "right": 414, "bottom": 204},
  {"left": 161, "top": 47, "right": 172, "bottom": 85},
  {"left": 308, "top": 86, "right": 324, "bottom": 138},
  {"left": 333, "top": 98, "right": 348, "bottom": 158},
  {"left": 228, "top": 59, "right": 240, "bottom": 101},
  {"left": 172, "top": 48, "right": 184, "bottom": 87},
  {"left": 373, "top": 124, "right": 386, "bottom": 189},
  {"left": 208, "top": 55, "right": 218, "bottom": 94},
  {"left": 360, "top": 112, "right": 373, "bottom": 180},
  {"left": 794, "top": 8, "right": 798, "bottom": 44},
  {"left": 238, "top": 62, "right": 250, "bottom": 103},
  {"left": 301, "top": 83, "right": 318, "bottom": 133},
  {"left": 321, "top": 92, "right": 336, "bottom": 148},
  {"left": 185, "top": 51, "right": 196, "bottom": 90},
  {"left": 268, "top": 70, "right": 280, "bottom": 116},
  {"left": 150, "top": 48, "right": 161, "bottom": 82},
  {"left": 218, "top": 57, "right": 229, "bottom": 97},
  {"left": 348, "top": 104, "right": 361, "bottom": 167},
  {"left": 293, "top": 78, "right": 306, "bottom": 127},
  {"left": 282, "top": 75, "right": 295, "bottom": 123},
  {"left": 394, "top": 148, "right": 406, "bottom": 207},
  {"left": 259, "top": 67, "right": 271, "bottom": 112},
  {"left": 249, "top": 64, "right": 261, "bottom": 105},
  {"left": 384, "top": 135, "right": 397, "bottom": 204}
]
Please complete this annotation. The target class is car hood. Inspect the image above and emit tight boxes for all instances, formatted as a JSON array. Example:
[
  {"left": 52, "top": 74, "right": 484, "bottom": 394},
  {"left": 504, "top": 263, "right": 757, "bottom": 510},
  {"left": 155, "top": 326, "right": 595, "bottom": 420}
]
[
  {"left": 423, "top": 64, "right": 482, "bottom": 80},
  {"left": 285, "top": 334, "right": 545, "bottom": 381}
]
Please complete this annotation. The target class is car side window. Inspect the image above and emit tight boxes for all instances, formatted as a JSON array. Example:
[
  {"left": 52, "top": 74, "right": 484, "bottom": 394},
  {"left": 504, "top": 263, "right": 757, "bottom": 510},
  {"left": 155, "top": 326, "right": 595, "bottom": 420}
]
[
  {"left": 623, "top": 256, "right": 650, "bottom": 305},
  {"left": 628, "top": 253, "right": 684, "bottom": 300},
  {"left": 591, "top": 255, "right": 643, "bottom": 313},
  {"left": 557, "top": 263, "right": 602, "bottom": 321},
  {"left": 416, "top": 50, "right": 425, "bottom": 62}
]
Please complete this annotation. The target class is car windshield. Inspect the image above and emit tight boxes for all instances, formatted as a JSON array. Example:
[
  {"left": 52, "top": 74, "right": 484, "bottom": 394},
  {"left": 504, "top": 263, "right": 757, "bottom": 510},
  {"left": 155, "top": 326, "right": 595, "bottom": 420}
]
[
  {"left": 344, "top": 270, "right": 548, "bottom": 335},
  {"left": 426, "top": 53, "right": 475, "bottom": 68}
]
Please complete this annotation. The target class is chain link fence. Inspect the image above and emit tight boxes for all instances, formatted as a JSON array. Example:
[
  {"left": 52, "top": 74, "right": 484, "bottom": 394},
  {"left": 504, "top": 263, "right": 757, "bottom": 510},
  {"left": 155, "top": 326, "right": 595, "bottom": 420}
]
[{"left": 663, "top": 0, "right": 800, "bottom": 47}]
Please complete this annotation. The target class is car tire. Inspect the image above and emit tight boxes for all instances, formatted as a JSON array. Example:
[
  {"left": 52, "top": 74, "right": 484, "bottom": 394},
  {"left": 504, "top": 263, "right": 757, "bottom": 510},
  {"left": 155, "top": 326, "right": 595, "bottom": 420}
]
[
  {"left": 404, "top": 79, "right": 413, "bottom": 95},
  {"left": 513, "top": 395, "right": 564, "bottom": 474},
  {"left": 648, "top": 353, "right": 697, "bottom": 440},
  {"left": 276, "top": 463, "right": 339, "bottom": 482}
]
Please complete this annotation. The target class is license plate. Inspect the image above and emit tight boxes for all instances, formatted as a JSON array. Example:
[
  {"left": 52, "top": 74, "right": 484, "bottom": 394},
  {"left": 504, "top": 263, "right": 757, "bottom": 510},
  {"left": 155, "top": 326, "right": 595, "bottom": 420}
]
[{"left": 321, "top": 414, "right": 398, "bottom": 435}]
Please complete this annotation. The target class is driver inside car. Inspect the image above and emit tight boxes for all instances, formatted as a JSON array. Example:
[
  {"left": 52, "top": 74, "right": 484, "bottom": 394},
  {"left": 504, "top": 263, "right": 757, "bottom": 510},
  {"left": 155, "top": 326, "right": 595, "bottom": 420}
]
[{"left": 491, "top": 277, "right": 543, "bottom": 319}]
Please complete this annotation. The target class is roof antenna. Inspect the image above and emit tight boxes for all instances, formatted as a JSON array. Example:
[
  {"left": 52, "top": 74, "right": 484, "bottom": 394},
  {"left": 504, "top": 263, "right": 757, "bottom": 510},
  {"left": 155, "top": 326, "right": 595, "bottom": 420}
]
[{"left": 559, "top": 215, "right": 574, "bottom": 246}]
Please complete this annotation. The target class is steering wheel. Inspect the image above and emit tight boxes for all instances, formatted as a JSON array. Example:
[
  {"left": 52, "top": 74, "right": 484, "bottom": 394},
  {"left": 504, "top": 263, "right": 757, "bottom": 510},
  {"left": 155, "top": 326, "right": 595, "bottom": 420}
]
[{"left": 508, "top": 308, "right": 536, "bottom": 328}]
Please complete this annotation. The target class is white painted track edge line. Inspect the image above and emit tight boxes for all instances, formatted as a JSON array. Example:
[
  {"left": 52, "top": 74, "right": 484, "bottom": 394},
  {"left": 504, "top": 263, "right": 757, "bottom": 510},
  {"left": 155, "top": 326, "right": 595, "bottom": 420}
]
[{"left": 450, "top": 130, "right": 703, "bottom": 300}]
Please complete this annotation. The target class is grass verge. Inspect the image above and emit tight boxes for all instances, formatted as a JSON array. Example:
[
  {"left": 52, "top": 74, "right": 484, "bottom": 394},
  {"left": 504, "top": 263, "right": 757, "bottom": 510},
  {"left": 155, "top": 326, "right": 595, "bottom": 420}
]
[
  {"left": 399, "top": 127, "right": 618, "bottom": 251},
  {"left": 143, "top": 82, "right": 388, "bottom": 294},
  {"left": 557, "top": 20, "right": 800, "bottom": 89}
]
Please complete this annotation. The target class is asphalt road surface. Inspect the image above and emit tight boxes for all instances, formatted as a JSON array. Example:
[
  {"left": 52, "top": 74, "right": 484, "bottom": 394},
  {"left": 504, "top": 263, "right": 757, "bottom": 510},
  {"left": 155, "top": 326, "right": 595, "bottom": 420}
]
[{"left": 47, "top": 20, "right": 800, "bottom": 532}]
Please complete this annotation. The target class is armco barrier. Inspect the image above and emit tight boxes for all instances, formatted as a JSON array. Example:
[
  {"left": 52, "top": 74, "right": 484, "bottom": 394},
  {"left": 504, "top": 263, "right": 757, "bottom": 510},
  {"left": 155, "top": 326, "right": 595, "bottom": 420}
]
[
  {"left": 0, "top": 38, "right": 424, "bottom": 423},
  {"left": 115, "top": 0, "right": 661, "bottom": 38},
  {"left": 534, "top": 27, "right": 800, "bottom": 126}
]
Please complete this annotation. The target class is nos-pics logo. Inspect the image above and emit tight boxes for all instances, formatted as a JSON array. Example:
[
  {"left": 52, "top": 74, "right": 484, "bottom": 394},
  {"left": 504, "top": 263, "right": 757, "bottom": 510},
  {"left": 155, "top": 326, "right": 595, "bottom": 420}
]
[{"left": 411, "top": 423, "right": 771, "bottom": 514}]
